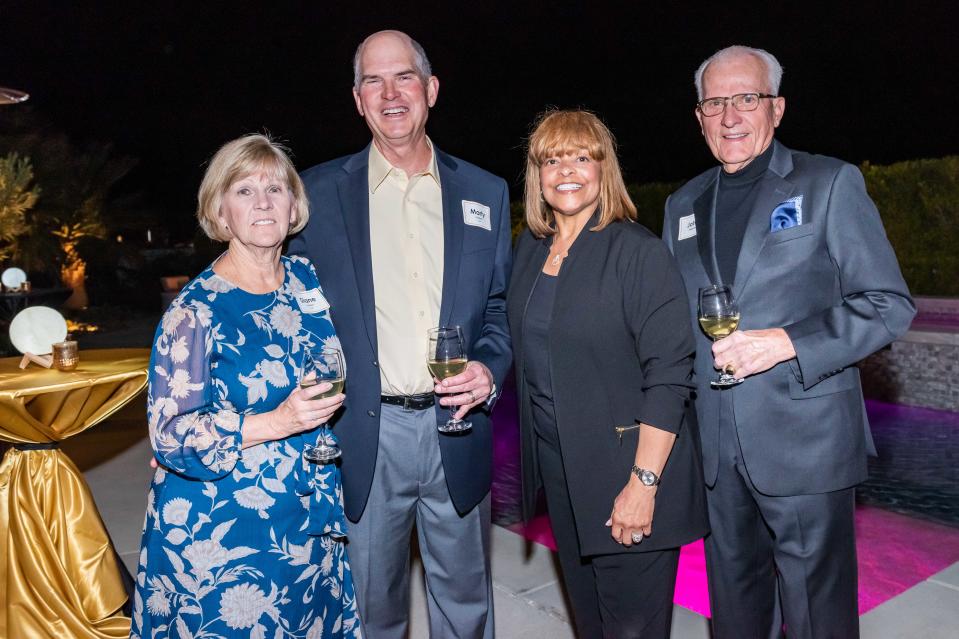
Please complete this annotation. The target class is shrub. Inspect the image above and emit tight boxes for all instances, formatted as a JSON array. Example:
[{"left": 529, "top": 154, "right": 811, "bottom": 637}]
[{"left": 860, "top": 156, "right": 959, "bottom": 296}]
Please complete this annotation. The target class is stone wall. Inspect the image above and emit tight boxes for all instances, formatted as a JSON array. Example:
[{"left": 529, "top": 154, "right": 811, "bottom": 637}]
[{"left": 859, "top": 297, "right": 959, "bottom": 412}]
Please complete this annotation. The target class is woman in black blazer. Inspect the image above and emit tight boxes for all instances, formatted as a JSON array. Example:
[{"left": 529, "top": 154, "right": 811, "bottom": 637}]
[{"left": 507, "top": 110, "right": 708, "bottom": 638}]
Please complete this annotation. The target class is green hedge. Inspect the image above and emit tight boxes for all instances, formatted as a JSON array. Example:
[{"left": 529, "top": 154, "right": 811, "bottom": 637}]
[
  {"left": 511, "top": 156, "right": 959, "bottom": 296},
  {"left": 860, "top": 156, "right": 959, "bottom": 296}
]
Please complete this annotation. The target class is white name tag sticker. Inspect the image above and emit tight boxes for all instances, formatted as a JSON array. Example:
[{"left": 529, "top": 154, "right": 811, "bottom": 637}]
[
  {"left": 462, "top": 200, "right": 492, "bottom": 231},
  {"left": 678, "top": 214, "right": 697, "bottom": 241},
  {"left": 295, "top": 289, "right": 329, "bottom": 314}
]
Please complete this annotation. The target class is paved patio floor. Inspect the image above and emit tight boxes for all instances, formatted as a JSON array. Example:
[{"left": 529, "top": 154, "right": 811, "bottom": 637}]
[{"left": 68, "top": 399, "right": 959, "bottom": 638}]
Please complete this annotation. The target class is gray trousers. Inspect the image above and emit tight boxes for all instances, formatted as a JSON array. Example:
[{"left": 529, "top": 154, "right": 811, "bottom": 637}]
[
  {"left": 705, "top": 394, "right": 859, "bottom": 639},
  {"left": 346, "top": 403, "right": 494, "bottom": 639}
]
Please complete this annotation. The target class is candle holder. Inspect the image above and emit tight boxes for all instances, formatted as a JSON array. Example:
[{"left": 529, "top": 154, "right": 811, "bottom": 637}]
[{"left": 52, "top": 340, "right": 79, "bottom": 371}]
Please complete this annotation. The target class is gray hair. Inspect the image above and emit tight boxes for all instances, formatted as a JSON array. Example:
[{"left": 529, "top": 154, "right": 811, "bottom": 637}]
[
  {"left": 353, "top": 30, "right": 433, "bottom": 90},
  {"left": 694, "top": 45, "right": 783, "bottom": 100}
]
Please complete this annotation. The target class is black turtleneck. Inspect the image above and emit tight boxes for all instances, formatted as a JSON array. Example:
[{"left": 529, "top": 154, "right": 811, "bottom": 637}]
[{"left": 715, "top": 143, "right": 774, "bottom": 286}]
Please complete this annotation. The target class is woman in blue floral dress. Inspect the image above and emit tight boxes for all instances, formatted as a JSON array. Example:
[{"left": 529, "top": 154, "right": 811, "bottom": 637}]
[{"left": 132, "top": 135, "right": 360, "bottom": 639}]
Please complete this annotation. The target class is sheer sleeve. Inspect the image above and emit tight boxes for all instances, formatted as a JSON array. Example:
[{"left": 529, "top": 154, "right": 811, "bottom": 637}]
[{"left": 147, "top": 302, "right": 243, "bottom": 480}]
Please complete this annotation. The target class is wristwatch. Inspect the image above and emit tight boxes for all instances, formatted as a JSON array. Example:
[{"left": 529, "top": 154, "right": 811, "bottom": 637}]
[{"left": 631, "top": 465, "right": 660, "bottom": 487}]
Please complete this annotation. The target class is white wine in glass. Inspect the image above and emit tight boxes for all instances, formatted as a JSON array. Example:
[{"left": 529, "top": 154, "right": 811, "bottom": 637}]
[
  {"left": 301, "top": 377, "right": 345, "bottom": 398},
  {"left": 301, "top": 347, "right": 345, "bottom": 462},
  {"left": 427, "top": 327, "right": 472, "bottom": 433},
  {"left": 698, "top": 315, "right": 740, "bottom": 340},
  {"left": 698, "top": 285, "right": 744, "bottom": 388},
  {"left": 427, "top": 357, "right": 468, "bottom": 381}
]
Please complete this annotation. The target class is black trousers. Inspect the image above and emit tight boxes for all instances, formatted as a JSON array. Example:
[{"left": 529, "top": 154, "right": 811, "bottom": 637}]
[
  {"left": 537, "top": 436, "right": 679, "bottom": 639},
  {"left": 705, "top": 395, "right": 859, "bottom": 639}
]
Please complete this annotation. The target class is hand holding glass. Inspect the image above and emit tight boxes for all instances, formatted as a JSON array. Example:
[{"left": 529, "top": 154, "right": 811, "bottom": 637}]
[
  {"left": 300, "top": 347, "right": 345, "bottom": 462},
  {"left": 698, "top": 285, "right": 744, "bottom": 388},
  {"left": 427, "top": 326, "right": 471, "bottom": 433}
]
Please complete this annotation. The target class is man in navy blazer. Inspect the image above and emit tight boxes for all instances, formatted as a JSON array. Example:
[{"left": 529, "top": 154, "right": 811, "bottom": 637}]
[
  {"left": 663, "top": 46, "right": 914, "bottom": 638},
  {"left": 288, "top": 30, "right": 511, "bottom": 639}
]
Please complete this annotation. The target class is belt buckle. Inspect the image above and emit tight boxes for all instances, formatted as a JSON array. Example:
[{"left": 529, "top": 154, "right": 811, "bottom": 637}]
[{"left": 403, "top": 395, "right": 414, "bottom": 410}]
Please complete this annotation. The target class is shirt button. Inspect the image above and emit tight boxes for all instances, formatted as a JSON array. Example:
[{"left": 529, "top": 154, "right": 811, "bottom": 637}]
[
  {"left": 418, "top": 311, "right": 425, "bottom": 317},
  {"left": 367, "top": 410, "right": 376, "bottom": 417},
  {"left": 372, "top": 360, "right": 379, "bottom": 367},
  {"left": 412, "top": 272, "right": 418, "bottom": 279},
  {"left": 408, "top": 233, "right": 415, "bottom": 239}
]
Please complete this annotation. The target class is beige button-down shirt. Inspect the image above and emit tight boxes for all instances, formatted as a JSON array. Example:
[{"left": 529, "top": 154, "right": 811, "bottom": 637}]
[{"left": 368, "top": 140, "right": 444, "bottom": 395}]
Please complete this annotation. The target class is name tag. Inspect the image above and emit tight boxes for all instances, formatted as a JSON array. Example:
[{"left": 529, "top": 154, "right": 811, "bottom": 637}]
[
  {"left": 462, "top": 200, "right": 492, "bottom": 231},
  {"left": 295, "top": 289, "right": 329, "bottom": 314},
  {"left": 678, "top": 214, "right": 697, "bottom": 241}
]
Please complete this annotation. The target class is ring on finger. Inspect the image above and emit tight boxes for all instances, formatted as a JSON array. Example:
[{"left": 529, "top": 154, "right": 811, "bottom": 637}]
[
  {"left": 724, "top": 363, "right": 736, "bottom": 375},
  {"left": 631, "top": 532, "right": 643, "bottom": 543},
  {"left": 468, "top": 390, "right": 476, "bottom": 403}
]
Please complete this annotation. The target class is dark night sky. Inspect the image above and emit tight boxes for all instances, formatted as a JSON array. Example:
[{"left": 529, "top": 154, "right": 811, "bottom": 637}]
[{"left": 4, "top": 1, "right": 957, "bottom": 240}]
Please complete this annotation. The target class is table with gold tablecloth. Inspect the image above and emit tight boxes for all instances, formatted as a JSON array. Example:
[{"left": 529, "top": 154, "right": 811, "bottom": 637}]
[{"left": 0, "top": 348, "right": 149, "bottom": 639}]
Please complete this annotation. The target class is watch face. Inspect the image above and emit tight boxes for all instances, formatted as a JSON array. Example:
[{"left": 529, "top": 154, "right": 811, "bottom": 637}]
[{"left": 641, "top": 470, "right": 657, "bottom": 486}]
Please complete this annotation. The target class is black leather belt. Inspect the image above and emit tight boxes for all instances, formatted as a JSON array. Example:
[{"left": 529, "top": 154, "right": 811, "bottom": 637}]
[{"left": 380, "top": 393, "right": 435, "bottom": 410}]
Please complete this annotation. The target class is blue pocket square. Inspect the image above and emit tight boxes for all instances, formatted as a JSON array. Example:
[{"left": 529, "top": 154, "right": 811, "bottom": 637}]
[{"left": 770, "top": 195, "right": 803, "bottom": 232}]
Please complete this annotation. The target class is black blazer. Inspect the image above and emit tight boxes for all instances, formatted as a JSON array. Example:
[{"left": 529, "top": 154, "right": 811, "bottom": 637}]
[{"left": 507, "top": 220, "right": 708, "bottom": 556}]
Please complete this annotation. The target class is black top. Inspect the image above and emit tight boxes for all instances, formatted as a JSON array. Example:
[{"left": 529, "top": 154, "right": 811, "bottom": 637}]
[
  {"left": 715, "top": 143, "right": 774, "bottom": 285},
  {"left": 523, "top": 272, "right": 560, "bottom": 449},
  {"left": 507, "top": 219, "right": 708, "bottom": 556}
]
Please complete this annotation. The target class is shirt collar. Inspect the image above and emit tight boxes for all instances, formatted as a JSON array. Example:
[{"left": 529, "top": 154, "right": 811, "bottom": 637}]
[{"left": 368, "top": 138, "right": 440, "bottom": 193}]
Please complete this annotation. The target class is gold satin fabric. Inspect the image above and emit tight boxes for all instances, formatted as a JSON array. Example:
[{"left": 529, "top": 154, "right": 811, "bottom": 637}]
[{"left": 0, "top": 348, "right": 149, "bottom": 638}]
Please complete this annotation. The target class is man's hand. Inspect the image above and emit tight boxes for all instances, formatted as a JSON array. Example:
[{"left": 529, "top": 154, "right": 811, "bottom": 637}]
[
  {"left": 434, "top": 361, "right": 494, "bottom": 419},
  {"left": 712, "top": 328, "right": 796, "bottom": 378}
]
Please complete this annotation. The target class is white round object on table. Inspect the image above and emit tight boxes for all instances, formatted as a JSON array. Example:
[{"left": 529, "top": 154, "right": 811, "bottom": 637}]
[
  {"left": 2, "top": 267, "right": 27, "bottom": 290},
  {"left": 9, "top": 306, "right": 68, "bottom": 355}
]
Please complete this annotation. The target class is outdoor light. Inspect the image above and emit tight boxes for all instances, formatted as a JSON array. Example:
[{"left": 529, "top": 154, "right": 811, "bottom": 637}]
[{"left": 0, "top": 87, "right": 29, "bottom": 104}]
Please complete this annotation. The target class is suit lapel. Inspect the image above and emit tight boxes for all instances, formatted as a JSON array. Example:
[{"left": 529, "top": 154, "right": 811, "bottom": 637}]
[
  {"left": 437, "top": 151, "right": 464, "bottom": 327},
  {"left": 732, "top": 142, "right": 796, "bottom": 298},
  {"left": 693, "top": 170, "right": 722, "bottom": 285},
  {"left": 337, "top": 150, "right": 378, "bottom": 355}
]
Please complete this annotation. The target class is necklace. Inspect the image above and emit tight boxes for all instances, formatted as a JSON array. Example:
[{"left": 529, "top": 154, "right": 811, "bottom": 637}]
[{"left": 550, "top": 250, "right": 568, "bottom": 266}]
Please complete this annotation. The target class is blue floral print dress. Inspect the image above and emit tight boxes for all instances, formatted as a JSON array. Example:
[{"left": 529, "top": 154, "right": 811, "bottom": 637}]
[{"left": 131, "top": 255, "right": 360, "bottom": 639}]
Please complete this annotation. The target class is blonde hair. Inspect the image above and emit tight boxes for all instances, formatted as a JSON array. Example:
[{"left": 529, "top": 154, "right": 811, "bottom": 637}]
[
  {"left": 196, "top": 134, "right": 309, "bottom": 242},
  {"left": 524, "top": 110, "right": 636, "bottom": 238}
]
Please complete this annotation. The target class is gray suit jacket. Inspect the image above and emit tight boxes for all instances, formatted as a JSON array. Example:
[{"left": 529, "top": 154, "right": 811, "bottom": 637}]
[{"left": 663, "top": 141, "right": 915, "bottom": 496}]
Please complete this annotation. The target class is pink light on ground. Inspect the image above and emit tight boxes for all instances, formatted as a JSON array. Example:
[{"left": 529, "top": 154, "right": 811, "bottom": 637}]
[
  {"left": 507, "top": 504, "right": 959, "bottom": 618},
  {"left": 855, "top": 505, "right": 959, "bottom": 613}
]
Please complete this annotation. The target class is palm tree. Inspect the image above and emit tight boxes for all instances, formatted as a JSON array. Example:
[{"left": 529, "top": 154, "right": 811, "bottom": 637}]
[
  {"left": 11, "top": 135, "right": 136, "bottom": 308},
  {"left": 0, "top": 152, "right": 39, "bottom": 262}
]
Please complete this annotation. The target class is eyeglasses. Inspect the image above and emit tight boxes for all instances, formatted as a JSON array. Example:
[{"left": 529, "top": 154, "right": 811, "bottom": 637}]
[{"left": 697, "top": 93, "right": 777, "bottom": 117}]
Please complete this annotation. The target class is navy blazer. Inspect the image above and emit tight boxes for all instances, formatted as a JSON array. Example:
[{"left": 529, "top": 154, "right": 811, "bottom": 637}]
[
  {"left": 289, "top": 144, "right": 512, "bottom": 520},
  {"left": 663, "top": 141, "right": 915, "bottom": 496}
]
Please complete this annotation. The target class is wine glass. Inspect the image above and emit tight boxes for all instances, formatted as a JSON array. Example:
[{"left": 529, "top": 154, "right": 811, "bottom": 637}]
[
  {"left": 427, "top": 326, "right": 471, "bottom": 433},
  {"left": 698, "top": 285, "right": 744, "bottom": 388},
  {"left": 300, "top": 346, "right": 345, "bottom": 462}
]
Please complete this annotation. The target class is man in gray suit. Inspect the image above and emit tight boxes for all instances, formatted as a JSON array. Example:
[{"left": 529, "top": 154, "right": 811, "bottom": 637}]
[{"left": 663, "top": 45, "right": 915, "bottom": 638}]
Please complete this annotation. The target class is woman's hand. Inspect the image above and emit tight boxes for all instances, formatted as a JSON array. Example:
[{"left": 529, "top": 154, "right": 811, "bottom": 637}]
[
  {"left": 606, "top": 478, "right": 657, "bottom": 547},
  {"left": 240, "top": 383, "right": 344, "bottom": 448},
  {"left": 268, "top": 382, "right": 344, "bottom": 438}
]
